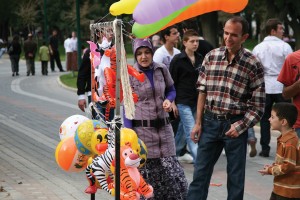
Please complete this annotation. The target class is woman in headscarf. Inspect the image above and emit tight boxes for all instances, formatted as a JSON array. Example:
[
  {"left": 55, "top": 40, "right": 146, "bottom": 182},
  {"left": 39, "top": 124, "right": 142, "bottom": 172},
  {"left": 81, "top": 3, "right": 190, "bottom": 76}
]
[{"left": 123, "top": 38, "right": 188, "bottom": 200}]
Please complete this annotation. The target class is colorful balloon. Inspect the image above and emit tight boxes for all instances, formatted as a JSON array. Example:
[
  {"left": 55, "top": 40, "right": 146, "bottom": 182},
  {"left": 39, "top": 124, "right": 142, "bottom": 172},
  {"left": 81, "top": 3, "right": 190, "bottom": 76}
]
[
  {"left": 132, "top": 6, "right": 189, "bottom": 38},
  {"left": 74, "top": 120, "right": 107, "bottom": 155},
  {"left": 91, "top": 128, "right": 109, "bottom": 155},
  {"left": 165, "top": 0, "right": 249, "bottom": 27},
  {"left": 59, "top": 115, "right": 89, "bottom": 140},
  {"left": 137, "top": 138, "right": 148, "bottom": 168},
  {"left": 130, "top": 0, "right": 249, "bottom": 38},
  {"left": 120, "top": 128, "right": 139, "bottom": 154},
  {"left": 133, "top": 0, "right": 197, "bottom": 25},
  {"left": 55, "top": 136, "right": 89, "bottom": 172},
  {"left": 109, "top": 0, "right": 141, "bottom": 16}
]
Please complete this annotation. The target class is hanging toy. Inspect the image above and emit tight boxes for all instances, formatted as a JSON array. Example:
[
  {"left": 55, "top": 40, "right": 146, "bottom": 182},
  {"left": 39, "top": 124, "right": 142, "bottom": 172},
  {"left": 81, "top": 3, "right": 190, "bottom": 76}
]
[
  {"left": 109, "top": 144, "right": 153, "bottom": 200},
  {"left": 101, "top": 46, "right": 145, "bottom": 121}
]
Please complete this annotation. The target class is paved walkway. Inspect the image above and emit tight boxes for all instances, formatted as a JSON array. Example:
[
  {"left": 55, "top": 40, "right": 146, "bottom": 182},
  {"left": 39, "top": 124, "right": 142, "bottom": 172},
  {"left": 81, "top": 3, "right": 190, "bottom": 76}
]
[{"left": 0, "top": 56, "right": 279, "bottom": 200}]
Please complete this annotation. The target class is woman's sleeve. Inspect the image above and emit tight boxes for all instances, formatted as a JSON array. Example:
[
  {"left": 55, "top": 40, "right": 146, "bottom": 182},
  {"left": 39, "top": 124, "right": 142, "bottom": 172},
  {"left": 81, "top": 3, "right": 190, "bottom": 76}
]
[{"left": 165, "top": 85, "right": 176, "bottom": 102}]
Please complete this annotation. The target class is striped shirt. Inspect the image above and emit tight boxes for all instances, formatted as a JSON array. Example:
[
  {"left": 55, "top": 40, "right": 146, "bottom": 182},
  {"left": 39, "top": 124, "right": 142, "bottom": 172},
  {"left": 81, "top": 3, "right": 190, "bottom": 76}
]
[
  {"left": 197, "top": 46, "right": 265, "bottom": 134},
  {"left": 267, "top": 131, "right": 300, "bottom": 198}
]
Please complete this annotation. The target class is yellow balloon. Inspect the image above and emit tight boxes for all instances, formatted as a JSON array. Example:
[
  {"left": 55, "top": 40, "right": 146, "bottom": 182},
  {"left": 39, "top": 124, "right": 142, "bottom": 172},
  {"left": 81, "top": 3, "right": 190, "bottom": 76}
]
[
  {"left": 75, "top": 120, "right": 107, "bottom": 156},
  {"left": 120, "top": 128, "right": 139, "bottom": 154},
  {"left": 75, "top": 120, "right": 94, "bottom": 155},
  {"left": 109, "top": 0, "right": 141, "bottom": 16},
  {"left": 91, "top": 129, "right": 108, "bottom": 155}
]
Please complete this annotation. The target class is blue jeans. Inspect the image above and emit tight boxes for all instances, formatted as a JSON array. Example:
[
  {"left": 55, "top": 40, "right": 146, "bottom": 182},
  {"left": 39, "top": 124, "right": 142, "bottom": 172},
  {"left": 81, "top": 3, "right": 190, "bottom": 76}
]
[
  {"left": 175, "top": 104, "right": 198, "bottom": 160},
  {"left": 188, "top": 113, "right": 247, "bottom": 200},
  {"left": 247, "top": 127, "right": 256, "bottom": 143}
]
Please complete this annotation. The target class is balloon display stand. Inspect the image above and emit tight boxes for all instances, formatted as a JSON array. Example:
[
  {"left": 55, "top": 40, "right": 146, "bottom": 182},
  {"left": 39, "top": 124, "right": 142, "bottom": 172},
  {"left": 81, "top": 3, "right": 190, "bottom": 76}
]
[{"left": 89, "top": 19, "right": 127, "bottom": 200}]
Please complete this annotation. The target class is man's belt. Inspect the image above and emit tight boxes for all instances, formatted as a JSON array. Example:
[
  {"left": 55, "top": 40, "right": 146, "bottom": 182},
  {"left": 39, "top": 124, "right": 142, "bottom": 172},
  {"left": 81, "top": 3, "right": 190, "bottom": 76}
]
[
  {"left": 205, "top": 110, "right": 232, "bottom": 120},
  {"left": 132, "top": 118, "right": 170, "bottom": 129}
]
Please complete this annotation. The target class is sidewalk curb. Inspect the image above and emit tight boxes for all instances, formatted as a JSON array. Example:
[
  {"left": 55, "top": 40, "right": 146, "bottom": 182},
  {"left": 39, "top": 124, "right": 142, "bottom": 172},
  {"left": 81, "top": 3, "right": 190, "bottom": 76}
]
[{"left": 56, "top": 76, "right": 77, "bottom": 92}]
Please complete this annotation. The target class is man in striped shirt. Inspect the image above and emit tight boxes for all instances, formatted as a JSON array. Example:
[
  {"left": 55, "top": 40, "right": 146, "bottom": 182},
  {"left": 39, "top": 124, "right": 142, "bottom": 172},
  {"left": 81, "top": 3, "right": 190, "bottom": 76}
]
[
  {"left": 188, "top": 16, "right": 265, "bottom": 200},
  {"left": 258, "top": 102, "right": 300, "bottom": 199}
]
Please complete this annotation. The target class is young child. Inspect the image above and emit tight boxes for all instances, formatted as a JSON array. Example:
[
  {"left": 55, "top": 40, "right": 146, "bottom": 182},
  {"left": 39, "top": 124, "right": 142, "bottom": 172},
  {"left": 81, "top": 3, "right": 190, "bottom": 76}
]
[
  {"left": 258, "top": 102, "right": 300, "bottom": 199},
  {"left": 39, "top": 41, "right": 50, "bottom": 75}
]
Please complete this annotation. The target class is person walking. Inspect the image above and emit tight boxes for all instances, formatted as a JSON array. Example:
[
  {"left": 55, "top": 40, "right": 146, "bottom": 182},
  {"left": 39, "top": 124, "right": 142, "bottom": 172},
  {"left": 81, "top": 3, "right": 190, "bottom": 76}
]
[
  {"left": 123, "top": 38, "right": 188, "bottom": 200},
  {"left": 252, "top": 18, "right": 293, "bottom": 157},
  {"left": 277, "top": 50, "right": 300, "bottom": 138},
  {"left": 0, "top": 38, "right": 7, "bottom": 59},
  {"left": 188, "top": 16, "right": 265, "bottom": 200},
  {"left": 153, "top": 25, "right": 181, "bottom": 69},
  {"left": 64, "top": 34, "right": 72, "bottom": 71},
  {"left": 69, "top": 31, "right": 78, "bottom": 71},
  {"left": 49, "top": 29, "right": 65, "bottom": 72},
  {"left": 23, "top": 33, "right": 37, "bottom": 76},
  {"left": 169, "top": 29, "right": 203, "bottom": 163},
  {"left": 8, "top": 35, "right": 21, "bottom": 76},
  {"left": 153, "top": 26, "right": 194, "bottom": 162},
  {"left": 39, "top": 41, "right": 50, "bottom": 75},
  {"left": 258, "top": 102, "right": 300, "bottom": 199}
]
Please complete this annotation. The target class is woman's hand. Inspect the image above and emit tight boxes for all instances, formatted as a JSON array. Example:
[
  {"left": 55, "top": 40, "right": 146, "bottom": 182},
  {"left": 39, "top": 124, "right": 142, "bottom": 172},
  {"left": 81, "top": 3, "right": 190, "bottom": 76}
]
[
  {"left": 171, "top": 102, "right": 179, "bottom": 118},
  {"left": 163, "top": 99, "right": 172, "bottom": 112}
]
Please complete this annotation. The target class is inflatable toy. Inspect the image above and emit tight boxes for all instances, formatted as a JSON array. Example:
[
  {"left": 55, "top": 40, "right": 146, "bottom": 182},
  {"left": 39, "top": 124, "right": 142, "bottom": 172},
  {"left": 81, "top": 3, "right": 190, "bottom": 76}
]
[
  {"left": 59, "top": 114, "right": 89, "bottom": 140},
  {"left": 55, "top": 136, "right": 89, "bottom": 172}
]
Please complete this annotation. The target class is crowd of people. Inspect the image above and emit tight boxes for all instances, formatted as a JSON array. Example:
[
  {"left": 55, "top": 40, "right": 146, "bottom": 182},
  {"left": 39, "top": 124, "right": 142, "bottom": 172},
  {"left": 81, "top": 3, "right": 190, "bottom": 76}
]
[
  {"left": 2, "top": 29, "right": 81, "bottom": 77},
  {"left": 2, "top": 14, "right": 299, "bottom": 200},
  {"left": 75, "top": 15, "right": 300, "bottom": 200}
]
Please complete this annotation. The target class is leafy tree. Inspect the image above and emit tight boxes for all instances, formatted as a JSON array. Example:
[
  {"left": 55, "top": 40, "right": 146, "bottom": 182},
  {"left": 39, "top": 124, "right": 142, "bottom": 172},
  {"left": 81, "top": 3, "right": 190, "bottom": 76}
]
[
  {"left": 247, "top": 0, "right": 300, "bottom": 50},
  {"left": 15, "top": 0, "right": 40, "bottom": 34}
]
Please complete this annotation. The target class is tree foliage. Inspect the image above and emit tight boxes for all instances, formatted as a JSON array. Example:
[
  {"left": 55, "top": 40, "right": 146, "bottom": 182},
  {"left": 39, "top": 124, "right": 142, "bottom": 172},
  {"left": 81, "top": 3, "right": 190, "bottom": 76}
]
[
  {"left": 15, "top": 0, "right": 40, "bottom": 33},
  {"left": 0, "top": 0, "right": 299, "bottom": 50}
]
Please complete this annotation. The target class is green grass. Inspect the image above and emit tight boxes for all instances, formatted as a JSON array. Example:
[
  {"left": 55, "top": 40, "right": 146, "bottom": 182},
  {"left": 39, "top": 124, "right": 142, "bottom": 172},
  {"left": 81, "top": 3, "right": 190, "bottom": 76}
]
[{"left": 60, "top": 72, "right": 78, "bottom": 88}]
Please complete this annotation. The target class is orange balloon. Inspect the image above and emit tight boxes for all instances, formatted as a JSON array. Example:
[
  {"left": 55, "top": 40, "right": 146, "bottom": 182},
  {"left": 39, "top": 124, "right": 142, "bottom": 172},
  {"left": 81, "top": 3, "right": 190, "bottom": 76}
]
[
  {"left": 164, "top": 0, "right": 248, "bottom": 29},
  {"left": 55, "top": 137, "right": 89, "bottom": 172}
]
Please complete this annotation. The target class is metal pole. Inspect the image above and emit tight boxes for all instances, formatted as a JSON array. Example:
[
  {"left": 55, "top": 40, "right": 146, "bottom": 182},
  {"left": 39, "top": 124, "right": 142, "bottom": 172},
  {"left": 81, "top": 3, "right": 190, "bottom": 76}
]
[
  {"left": 114, "top": 19, "right": 122, "bottom": 200},
  {"left": 89, "top": 20, "right": 95, "bottom": 200}
]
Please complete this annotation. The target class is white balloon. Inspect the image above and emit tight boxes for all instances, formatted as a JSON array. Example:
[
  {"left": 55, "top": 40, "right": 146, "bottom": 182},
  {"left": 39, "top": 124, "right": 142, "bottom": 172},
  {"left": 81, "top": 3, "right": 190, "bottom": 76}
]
[{"left": 59, "top": 115, "right": 89, "bottom": 140}]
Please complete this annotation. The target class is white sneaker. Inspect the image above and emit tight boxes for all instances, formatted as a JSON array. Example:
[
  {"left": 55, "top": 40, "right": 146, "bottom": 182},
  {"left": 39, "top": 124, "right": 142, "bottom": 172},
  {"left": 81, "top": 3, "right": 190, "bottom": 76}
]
[{"left": 178, "top": 153, "right": 194, "bottom": 164}]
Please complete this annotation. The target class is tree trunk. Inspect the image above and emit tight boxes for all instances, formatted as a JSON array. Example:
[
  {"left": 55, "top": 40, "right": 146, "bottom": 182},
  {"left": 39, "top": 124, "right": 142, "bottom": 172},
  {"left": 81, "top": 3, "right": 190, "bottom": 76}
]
[{"left": 199, "top": 12, "right": 218, "bottom": 47}]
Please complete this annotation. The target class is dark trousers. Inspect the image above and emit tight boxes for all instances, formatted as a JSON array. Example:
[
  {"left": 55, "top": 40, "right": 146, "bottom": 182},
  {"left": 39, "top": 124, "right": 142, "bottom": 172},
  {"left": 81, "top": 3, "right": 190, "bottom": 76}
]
[
  {"left": 41, "top": 61, "right": 48, "bottom": 75},
  {"left": 26, "top": 58, "right": 35, "bottom": 75},
  {"left": 9, "top": 55, "right": 20, "bottom": 73},
  {"left": 50, "top": 50, "right": 63, "bottom": 71},
  {"left": 188, "top": 114, "right": 247, "bottom": 200},
  {"left": 260, "top": 94, "right": 290, "bottom": 152}
]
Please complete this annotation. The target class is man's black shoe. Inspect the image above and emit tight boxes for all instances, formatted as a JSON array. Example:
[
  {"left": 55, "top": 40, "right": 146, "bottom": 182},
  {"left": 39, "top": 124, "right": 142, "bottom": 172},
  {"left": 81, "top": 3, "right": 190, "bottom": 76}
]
[
  {"left": 60, "top": 70, "right": 65, "bottom": 72},
  {"left": 259, "top": 151, "right": 269, "bottom": 157}
]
